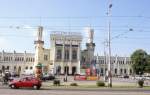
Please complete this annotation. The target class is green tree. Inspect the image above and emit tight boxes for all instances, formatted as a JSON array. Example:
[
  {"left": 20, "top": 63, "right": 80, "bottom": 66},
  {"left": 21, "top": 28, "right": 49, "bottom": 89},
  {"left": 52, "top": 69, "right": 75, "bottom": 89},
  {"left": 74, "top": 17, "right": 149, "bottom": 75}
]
[
  {"left": 145, "top": 55, "right": 150, "bottom": 73},
  {"left": 131, "top": 49, "right": 148, "bottom": 75}
]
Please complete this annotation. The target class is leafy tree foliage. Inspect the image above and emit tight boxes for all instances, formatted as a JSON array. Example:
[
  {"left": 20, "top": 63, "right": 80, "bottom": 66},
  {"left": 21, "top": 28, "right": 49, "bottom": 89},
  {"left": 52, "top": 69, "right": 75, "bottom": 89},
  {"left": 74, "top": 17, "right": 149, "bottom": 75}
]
[
  {"left": 131, "top": 49, "right": 149, "bottom": 75},
  {"left": 145, "top": 55, "right": 150, "bottom": 73}
]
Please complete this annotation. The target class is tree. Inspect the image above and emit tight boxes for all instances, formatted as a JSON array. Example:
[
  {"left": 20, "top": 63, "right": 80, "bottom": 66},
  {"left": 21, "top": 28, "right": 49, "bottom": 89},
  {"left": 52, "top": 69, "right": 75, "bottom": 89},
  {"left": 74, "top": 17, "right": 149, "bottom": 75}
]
[
  {"left": 131, "top": 49, "right": 148, "bottom": 75},
  {"left": 145, "top": 55, "right": 150, "bottom": 73}
]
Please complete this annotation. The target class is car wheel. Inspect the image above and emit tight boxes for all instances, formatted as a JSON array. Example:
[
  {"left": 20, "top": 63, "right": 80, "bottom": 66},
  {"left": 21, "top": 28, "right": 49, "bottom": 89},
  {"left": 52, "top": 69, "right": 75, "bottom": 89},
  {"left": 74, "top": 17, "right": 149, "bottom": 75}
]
[
  {"left": 10, "top": 84, "right": 16, "bottom": 89},
  {"left": 33, "top": 85, "right": 40, "bottom": 90}
]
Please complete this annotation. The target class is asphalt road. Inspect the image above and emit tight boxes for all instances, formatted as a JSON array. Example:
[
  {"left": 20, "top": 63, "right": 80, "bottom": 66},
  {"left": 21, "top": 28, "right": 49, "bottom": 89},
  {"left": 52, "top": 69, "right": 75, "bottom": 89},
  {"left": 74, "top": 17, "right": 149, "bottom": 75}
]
[
  {"left": 0, "top": 76, "right": 149, "bottom": 95},
  {"left": 0, "top": 88, "right": 149, "bottom": 95}
]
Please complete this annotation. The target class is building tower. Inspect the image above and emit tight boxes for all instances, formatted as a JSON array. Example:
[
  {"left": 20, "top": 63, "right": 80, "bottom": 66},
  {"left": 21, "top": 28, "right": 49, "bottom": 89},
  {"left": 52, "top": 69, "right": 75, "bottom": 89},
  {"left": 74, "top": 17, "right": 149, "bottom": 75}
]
[
  {"left": 34, "top": 26, "right": 44, "bottom": 77},
  {"left": 85, "top": 27, "right": 95, "bottom": 63}
]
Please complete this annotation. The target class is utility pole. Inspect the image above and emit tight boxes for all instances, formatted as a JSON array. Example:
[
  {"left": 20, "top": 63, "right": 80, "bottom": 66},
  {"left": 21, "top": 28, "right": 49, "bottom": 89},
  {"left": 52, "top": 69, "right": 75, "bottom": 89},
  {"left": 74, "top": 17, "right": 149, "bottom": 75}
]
[
  {"left": 103, "top": 41, "right": 107, "bottom": 81},
  {"left": 107, "top": 0, "right": 112, "bottom": 87}
]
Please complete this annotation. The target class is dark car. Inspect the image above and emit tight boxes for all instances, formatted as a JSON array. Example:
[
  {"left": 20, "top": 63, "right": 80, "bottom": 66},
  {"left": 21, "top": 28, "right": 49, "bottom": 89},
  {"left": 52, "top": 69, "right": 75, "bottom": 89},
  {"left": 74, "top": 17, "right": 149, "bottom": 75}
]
[
  {"left": 41, "top": 74, "right": 55, "bottom": 81},
  {"left": 124, "top": 75, "right": 129, "bottom": 78},
  {"left": 9, "top": 76, "right": 42, "bottom": 89}
]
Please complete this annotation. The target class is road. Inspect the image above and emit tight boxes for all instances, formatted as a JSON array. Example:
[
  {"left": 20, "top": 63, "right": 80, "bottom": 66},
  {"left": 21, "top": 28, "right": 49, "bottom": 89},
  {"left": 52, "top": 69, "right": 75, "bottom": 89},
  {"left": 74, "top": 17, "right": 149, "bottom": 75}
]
[
  {"left": 0, "top": 76, "right": 149, "bottom": 95},
  {"left": 0, "top": 88, "right": 149, "bottom": 95}
]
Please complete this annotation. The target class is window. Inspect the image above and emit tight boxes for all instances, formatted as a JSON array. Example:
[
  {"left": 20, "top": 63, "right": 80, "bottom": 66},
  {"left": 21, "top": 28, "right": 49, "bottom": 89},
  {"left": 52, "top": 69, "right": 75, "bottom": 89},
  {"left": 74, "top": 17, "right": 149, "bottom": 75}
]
[
  {"left": 115, "top": 68, "right": 117, "bottom": 74},
  {"left": 130, "top": 69, "right": 132, "bottom": 74},
  {"left": 65, "top": 49, "right": 69, "bottom": 60},
  {"left": 44, "top": 55, "right": 48, "bottom": 61},
  {"left": 120, "top": 69, "right": 123, "bottom": 74},
  {"left": 14, "top": 66, "right": 16, "bottom": 70},
  {"left": 101, "top": 68, "right": 103, "bottom": 74},
  {"left": 7, "top": 66, "right": 9, "bottom": 70},
  {"left": 56, "top": 49, "right": 62, "bottom": 60},
  {"left": 124, "top": 69, "right": 126, "bottom": 74},
  {"left": 25, "top": 66, "right": 28, "bottom": 69},
  {"left": 72, "top": 50, "right": 77, "bottom": 60},
  {"left": 30, "top": 67, "right": 33, "bottom": 70}
]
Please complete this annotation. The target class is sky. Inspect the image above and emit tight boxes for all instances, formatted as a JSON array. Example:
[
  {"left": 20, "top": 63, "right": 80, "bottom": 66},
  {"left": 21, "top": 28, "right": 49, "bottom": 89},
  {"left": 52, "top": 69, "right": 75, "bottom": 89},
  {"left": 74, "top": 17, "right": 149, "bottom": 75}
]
[{"left": 0, "top": 0, "right": 150, "bottom": 56}]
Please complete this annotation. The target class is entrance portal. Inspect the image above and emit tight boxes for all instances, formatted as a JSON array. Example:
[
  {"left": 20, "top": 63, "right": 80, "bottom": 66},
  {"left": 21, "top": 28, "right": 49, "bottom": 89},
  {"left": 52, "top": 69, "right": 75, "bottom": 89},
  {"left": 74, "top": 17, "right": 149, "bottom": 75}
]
[
  {"left": 64, "top": 66, "right": 69, "bottom": 75},
  {"left": 72, "top": 66, "right": 76, "bottom": 75}
]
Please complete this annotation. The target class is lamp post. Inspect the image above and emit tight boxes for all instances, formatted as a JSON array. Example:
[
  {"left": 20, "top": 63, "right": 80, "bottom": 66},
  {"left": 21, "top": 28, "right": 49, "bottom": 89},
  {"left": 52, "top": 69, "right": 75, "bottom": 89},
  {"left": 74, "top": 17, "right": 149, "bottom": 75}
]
[{"left": 107, "top": 0, "right": 112, "bottom": 87}]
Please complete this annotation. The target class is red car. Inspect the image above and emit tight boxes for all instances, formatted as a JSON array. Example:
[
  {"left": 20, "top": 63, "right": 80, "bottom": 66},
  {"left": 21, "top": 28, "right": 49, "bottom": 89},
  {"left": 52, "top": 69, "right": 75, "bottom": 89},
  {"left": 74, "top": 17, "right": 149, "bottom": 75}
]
[{"left": 9, "top": 76, "right": 42, "bottom": 90}]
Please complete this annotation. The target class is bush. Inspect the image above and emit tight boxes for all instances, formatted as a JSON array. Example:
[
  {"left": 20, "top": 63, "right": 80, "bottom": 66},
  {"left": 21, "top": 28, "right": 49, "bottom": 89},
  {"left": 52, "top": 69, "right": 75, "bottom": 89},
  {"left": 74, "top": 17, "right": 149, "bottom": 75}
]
[
  {"left": 53, "top": 79, "right": 60, "bottom": 86},
  {"left": 138, "top": 80, "right": 144, "bottom": 88},
  {"left": 96, "top": 81, "right": 105, "bottom": 87},
  {"left": 70, "top": 83, "right": 78, "bottom": 86}
]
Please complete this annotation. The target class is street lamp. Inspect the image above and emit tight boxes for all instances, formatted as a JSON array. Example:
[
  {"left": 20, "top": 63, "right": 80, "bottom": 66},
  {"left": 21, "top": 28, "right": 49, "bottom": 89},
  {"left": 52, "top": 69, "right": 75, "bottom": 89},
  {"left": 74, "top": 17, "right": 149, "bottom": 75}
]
[{"left": 107, "top": 0, "right": 112, "bottom": 87}]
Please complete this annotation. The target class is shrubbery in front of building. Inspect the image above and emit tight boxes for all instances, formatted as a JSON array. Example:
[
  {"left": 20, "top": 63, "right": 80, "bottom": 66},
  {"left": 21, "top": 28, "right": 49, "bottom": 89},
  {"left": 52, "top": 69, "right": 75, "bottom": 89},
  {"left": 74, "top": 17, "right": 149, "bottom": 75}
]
[
  {"left": 96, "top": 81, "right": 105, "bottom": 87},
  {"left": 70, "top": 83, "right": 78, "bottom": 86},
  {"left": 53, "top": 79, "right": 60, "bottom": 86},
  {"left": 138, "top": 80, "right": 144, "bottom": 88}
]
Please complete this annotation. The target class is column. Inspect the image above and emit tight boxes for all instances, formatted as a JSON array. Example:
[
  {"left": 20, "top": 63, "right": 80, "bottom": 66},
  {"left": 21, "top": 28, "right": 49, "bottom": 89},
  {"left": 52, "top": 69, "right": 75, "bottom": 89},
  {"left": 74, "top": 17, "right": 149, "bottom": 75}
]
[
  {"left": 62, "top": 40, "right": 65, "bottom": 74},
  {"left": 77, "top": 43, "right": 81, "bottom": 74},
  {"left": 117, "top": 60, "right": 120, "bottom": 75},
  {"left": 69, "top": 42, "right": 72, "bottom": 62},
  {"left": 53, "top": 40, "right": 56, "bottom": 74}
]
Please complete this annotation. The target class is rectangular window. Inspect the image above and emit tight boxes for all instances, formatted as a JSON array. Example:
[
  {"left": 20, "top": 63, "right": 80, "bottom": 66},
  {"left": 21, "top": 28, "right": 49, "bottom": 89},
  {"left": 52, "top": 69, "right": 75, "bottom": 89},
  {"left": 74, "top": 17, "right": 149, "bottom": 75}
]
[
  {"left": 57, "top": 49, "right": 62, "bottom": 60},
  {"left": 72, "top": 50, "right": 77, "bottom": 60},
  {"left": 65, "top": 50, "right": 69, "bottom": 60},
  {"left": 44, "top": 55, "right": 48, "bottom": 61}
]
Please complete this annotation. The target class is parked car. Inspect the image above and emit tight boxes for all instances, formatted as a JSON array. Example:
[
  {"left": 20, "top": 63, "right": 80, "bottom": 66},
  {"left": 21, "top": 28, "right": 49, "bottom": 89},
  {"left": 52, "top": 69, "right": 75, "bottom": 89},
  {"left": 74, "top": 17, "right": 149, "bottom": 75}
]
[
  {"left": 41, "top": 74, "right": 55, "bottom": 81},
  {"left": 9, "top": 76, "right": 42, "bottom": 89},
  {"left": 123, "top": 75, "right": 129, "bottom": 78},
  {"left": 134, "top": 75, "right": 145, "bottom": 80}
]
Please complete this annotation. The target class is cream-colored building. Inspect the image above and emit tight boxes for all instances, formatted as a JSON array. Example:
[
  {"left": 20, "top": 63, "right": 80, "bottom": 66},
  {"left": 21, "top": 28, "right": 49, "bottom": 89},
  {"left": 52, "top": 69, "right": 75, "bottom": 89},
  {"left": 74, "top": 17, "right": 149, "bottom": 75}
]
[
  {"left": 0, "top": 50, "right": 34, "bottom": 74},
  {"left": 94, "top": 56, "right": 133, "bottom": 76},
  {"left": 0, "top": 26, "right": 82, "bottom": 75},
  {"left": 0, "top": 26, "right": 133, "bottom": 76}
]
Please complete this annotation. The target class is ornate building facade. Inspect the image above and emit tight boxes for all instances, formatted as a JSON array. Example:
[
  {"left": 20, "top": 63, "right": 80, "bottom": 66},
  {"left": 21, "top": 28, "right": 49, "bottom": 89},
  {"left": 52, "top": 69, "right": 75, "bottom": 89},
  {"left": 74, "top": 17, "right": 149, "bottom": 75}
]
[{"left": 0, "top": 26, "right": 133, "bottom": 76}]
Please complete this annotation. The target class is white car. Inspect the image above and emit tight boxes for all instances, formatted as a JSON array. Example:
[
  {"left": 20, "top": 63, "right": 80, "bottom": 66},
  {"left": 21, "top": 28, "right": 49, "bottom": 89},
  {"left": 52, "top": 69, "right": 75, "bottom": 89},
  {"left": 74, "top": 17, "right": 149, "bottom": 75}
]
[
  {"left": 134, "top": 75, "right": 145, "bottom": 80},
  {"left": 144, "top": 76, "right": 150, "bottom": 80}
]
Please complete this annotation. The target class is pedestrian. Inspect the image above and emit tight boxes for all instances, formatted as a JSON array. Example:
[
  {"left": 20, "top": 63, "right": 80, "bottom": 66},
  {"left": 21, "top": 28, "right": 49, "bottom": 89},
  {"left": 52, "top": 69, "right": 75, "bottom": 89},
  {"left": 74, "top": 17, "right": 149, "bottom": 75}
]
[{"left": 63, "top": 74, "right": 67, "bottom": 82}]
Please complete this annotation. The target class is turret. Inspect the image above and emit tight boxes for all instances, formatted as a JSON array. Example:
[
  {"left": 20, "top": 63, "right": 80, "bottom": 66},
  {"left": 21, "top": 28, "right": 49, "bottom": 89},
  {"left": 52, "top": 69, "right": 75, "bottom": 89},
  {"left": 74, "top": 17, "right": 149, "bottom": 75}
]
[
  {"left": 85, "top": 27, "right": 95, "bottom": 63},
  {"left": 34, "top": 26, "right": 44, "bottom": 78}
]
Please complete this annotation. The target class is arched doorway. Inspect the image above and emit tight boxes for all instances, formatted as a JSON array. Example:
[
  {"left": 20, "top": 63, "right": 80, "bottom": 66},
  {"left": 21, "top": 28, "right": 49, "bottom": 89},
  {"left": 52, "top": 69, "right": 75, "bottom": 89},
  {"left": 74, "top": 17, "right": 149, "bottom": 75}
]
[
  {"left": 56, "top": 66, "right": 61, "bottom": 75},
  {"left": 2, "top": 66, "right": 5, "bottom": 72},
  {"left": 130, "top": 69, "right": 132, "bottom": 75},
  {"left": 18, "top": 66, "right": 21, "bottom": 75},
  {"left": 115, "top": 68, "right": 117, "bottom": 75},
  {"left": 64, "top": 66, "right": 69, "bottom": 75},
  {"left": 124, "top": 69, "right": 127, "bottom": 74},
  {"left": 120, "top": 68, "right": 123, "bottom": 75},
  {"left": 72, "top": 66, "right": 76, "bottom": 75}
]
